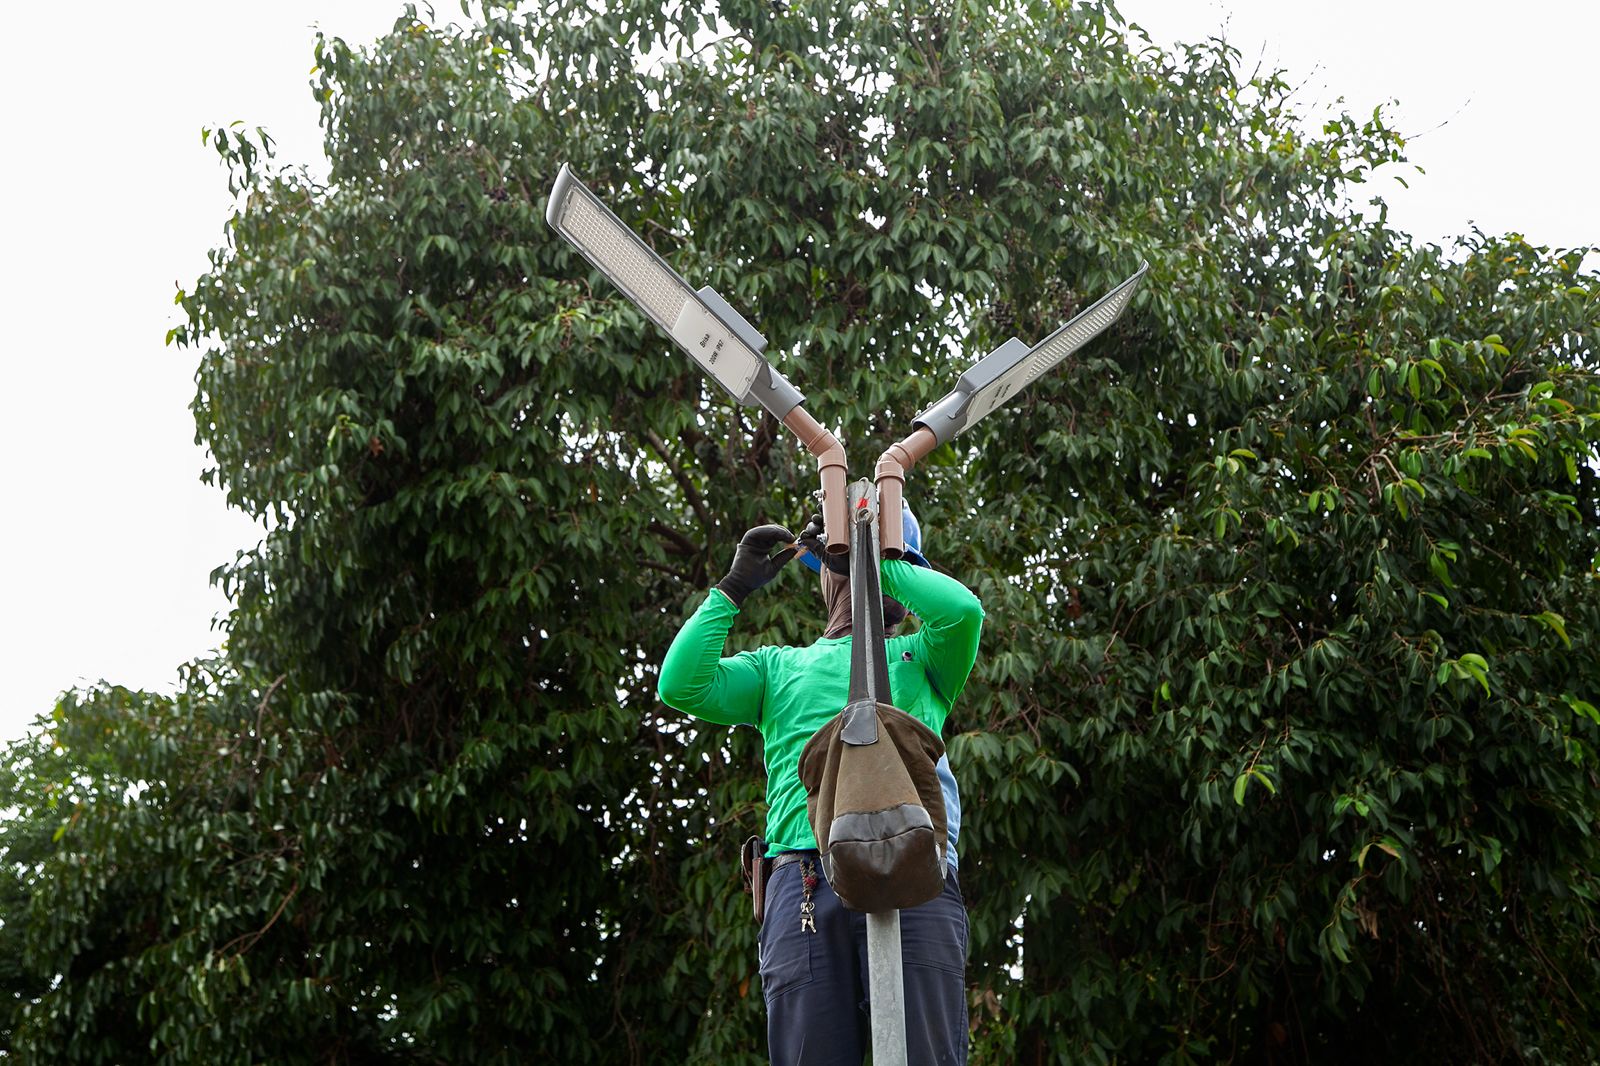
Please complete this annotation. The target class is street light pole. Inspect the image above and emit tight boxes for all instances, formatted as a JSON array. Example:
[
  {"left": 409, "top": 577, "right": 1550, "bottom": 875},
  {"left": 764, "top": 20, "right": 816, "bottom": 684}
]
[
  {"left": 843, "top": 479, "right": 908, "bottom": 1065},
  {"left": 546, "top": 163, "right": 1147, "bottom": 1064}
]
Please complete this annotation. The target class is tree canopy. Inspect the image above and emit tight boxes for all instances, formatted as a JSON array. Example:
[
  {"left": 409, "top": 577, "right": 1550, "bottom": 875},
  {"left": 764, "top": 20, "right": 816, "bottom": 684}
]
[{"left": 3, "top": 1, "right": 1597, "bottom": 1062}]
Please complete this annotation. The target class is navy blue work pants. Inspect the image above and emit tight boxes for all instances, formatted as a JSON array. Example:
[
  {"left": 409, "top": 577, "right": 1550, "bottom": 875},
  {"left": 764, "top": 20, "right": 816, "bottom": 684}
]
[{"left": 759, "top": 856, "right": 968, "bottom": 1065}]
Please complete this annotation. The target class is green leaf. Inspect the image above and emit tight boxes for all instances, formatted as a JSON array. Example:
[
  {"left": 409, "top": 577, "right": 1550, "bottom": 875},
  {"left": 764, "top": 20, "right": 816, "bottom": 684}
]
[
  {"left": 1562, "top": 694, "right": 1600, "bottom": 724},
  {"left": 1455, "top": 654, "right": 1492, "bottom": 696},
  {"left": 1534, "top": 611, "right": 1571, "bottom": 648}
]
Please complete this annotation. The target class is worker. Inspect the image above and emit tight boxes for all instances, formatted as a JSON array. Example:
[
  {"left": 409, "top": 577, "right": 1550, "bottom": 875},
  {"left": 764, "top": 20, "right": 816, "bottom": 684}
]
[{"left": 658, "top": 508, "right": 984, "bottom": 1065}]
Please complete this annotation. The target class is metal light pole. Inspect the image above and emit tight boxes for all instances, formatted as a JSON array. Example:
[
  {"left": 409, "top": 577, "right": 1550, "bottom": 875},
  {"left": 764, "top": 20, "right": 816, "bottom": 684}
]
[
  {"left": 546, "top": 164, "right": 1146, "bottom": 1064},
  {"left": 843, "top": 479, "right": 907, "bottom": 1064}
]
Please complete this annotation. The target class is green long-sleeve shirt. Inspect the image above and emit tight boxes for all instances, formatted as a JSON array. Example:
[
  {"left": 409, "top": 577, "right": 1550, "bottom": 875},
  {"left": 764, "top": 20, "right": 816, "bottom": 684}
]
[{"left": 658, "top": 559, "right": 984, "bottom": 858}]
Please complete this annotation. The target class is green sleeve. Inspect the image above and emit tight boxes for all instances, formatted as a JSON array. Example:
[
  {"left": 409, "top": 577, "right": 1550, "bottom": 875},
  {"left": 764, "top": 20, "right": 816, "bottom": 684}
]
[
  {"left": 657, "top": 588, "right": 764, "bottom": 726},
  {"left": 882, "top": 559, "right": 984, "bottom": 704}
]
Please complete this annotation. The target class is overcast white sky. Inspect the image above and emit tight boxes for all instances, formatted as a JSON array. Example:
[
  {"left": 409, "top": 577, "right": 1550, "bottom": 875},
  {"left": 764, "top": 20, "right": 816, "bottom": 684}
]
[{"left": 2, "top": 1, "right": 1596, "bottom": 746}]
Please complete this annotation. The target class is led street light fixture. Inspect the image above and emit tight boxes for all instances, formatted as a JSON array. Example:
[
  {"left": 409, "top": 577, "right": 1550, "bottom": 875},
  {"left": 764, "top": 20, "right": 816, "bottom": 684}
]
[
  {"left": 914, "top": 261, "right": 1149, "bottom": 444},
  {"left": 546, "top": 164, "right": 805, "bottom": 419}
]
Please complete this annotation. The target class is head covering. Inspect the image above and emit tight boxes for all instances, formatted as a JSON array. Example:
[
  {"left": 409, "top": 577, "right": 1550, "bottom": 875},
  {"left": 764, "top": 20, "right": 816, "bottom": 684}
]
[
  {"left": 822, "top": 570, "right": 853, "bottom": 639},
  {"left": 821, "top": 570, "right": 908, "bottom": 639},
  {"left": 800, "top": 500, "right": 931, "bottom": 574}
]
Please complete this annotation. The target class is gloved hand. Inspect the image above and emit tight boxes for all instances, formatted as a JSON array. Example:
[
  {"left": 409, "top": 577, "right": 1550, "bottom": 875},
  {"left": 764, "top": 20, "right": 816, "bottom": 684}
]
[
  {"left": 715, "top": 524, "right": 798, "bottom": 607},
  {"left": 797, "top": 512, "right": 850, "bottom": 576}
]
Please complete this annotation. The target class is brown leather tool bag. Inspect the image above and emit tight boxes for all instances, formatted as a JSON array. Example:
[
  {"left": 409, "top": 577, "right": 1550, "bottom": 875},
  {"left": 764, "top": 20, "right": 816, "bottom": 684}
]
[
  {"left": 798, "top": 699, "right": 947, "bottom": 912},
  {"left": 741, "top": 835, "right": 771, "bottom": 923}
]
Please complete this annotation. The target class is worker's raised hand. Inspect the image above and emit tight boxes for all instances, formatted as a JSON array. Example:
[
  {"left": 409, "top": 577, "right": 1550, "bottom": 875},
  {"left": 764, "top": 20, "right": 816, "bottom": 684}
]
[
  {"left": 715, "top": 524, "right": 798, "bottom": 607},
  {"left": 797, "top": 512, "right": 850, "bottom": 576}
]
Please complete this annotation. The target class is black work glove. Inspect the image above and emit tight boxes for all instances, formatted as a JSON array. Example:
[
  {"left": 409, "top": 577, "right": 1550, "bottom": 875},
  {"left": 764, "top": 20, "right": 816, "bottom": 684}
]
[
  {"left": 715, "top": 524, "right": 797, "bottom": 607},
  {"left": 797, "top": 512, "right": 850, "bottom": 576}
]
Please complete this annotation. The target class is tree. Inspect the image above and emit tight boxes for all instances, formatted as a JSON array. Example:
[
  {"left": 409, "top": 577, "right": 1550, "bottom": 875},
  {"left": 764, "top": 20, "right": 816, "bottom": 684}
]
[{"left": 3, "top": 1, "right": 1596, "bottom": 1062}]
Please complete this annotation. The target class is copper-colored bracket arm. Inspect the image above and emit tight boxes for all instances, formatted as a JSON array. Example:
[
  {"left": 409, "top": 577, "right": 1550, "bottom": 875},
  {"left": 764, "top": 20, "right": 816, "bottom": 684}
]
[
  {"left": 782, "top": 405, "right": 849, "bottom": 559},
  {"left": 874, "top": 426, "right": 938, "bottom": 558}
]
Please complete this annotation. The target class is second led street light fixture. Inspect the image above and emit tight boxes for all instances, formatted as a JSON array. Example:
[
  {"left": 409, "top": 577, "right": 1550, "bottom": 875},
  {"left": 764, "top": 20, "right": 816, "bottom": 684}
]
[{"left": 914, "top": 261, "right": 1149, "bottom": 444}]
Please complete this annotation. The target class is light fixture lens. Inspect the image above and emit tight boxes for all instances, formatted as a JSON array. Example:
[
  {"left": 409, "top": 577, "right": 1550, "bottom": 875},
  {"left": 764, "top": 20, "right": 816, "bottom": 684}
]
[
  {"left": 1028, "top": 280, "right": 1138, "bottom": 378},
  {"left": 555, "top": 186, "right": 689, "bottom": 332},
  {"left": 963, "top": 273, "right": 1140, "bottom": 422},
  {"left": 915, "top": 262, "right": 1147, "bottom": 438}
]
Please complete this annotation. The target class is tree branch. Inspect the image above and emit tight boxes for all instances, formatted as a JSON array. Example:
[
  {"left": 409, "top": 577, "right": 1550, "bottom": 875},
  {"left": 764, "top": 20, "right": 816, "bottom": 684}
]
[
  {"left": 637, "top": 559, "right": 691, "bottom": 583},
  {"left": 642, "top": 428, "right": 715, "bottom": 537},
  {"left": 744, "top": 411, "right": 778, "bottom": 478},
  {"left": 647, "top": 520, "right": 701, "bottom": 558}
]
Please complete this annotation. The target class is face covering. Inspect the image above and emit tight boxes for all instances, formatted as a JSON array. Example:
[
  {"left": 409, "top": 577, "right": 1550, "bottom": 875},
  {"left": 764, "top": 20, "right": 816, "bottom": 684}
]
[{"left": 821, "top": 569, "right": 907, "bottom": 639}]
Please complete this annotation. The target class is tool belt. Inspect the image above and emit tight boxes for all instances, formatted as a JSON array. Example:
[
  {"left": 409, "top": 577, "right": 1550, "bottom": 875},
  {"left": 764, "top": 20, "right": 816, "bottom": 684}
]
[
  {"left": 740, "top": 836, "right": 770, "bottom": 923},
  {"left": 740, "top": 838, "right": 815, "bottom": 924}
]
